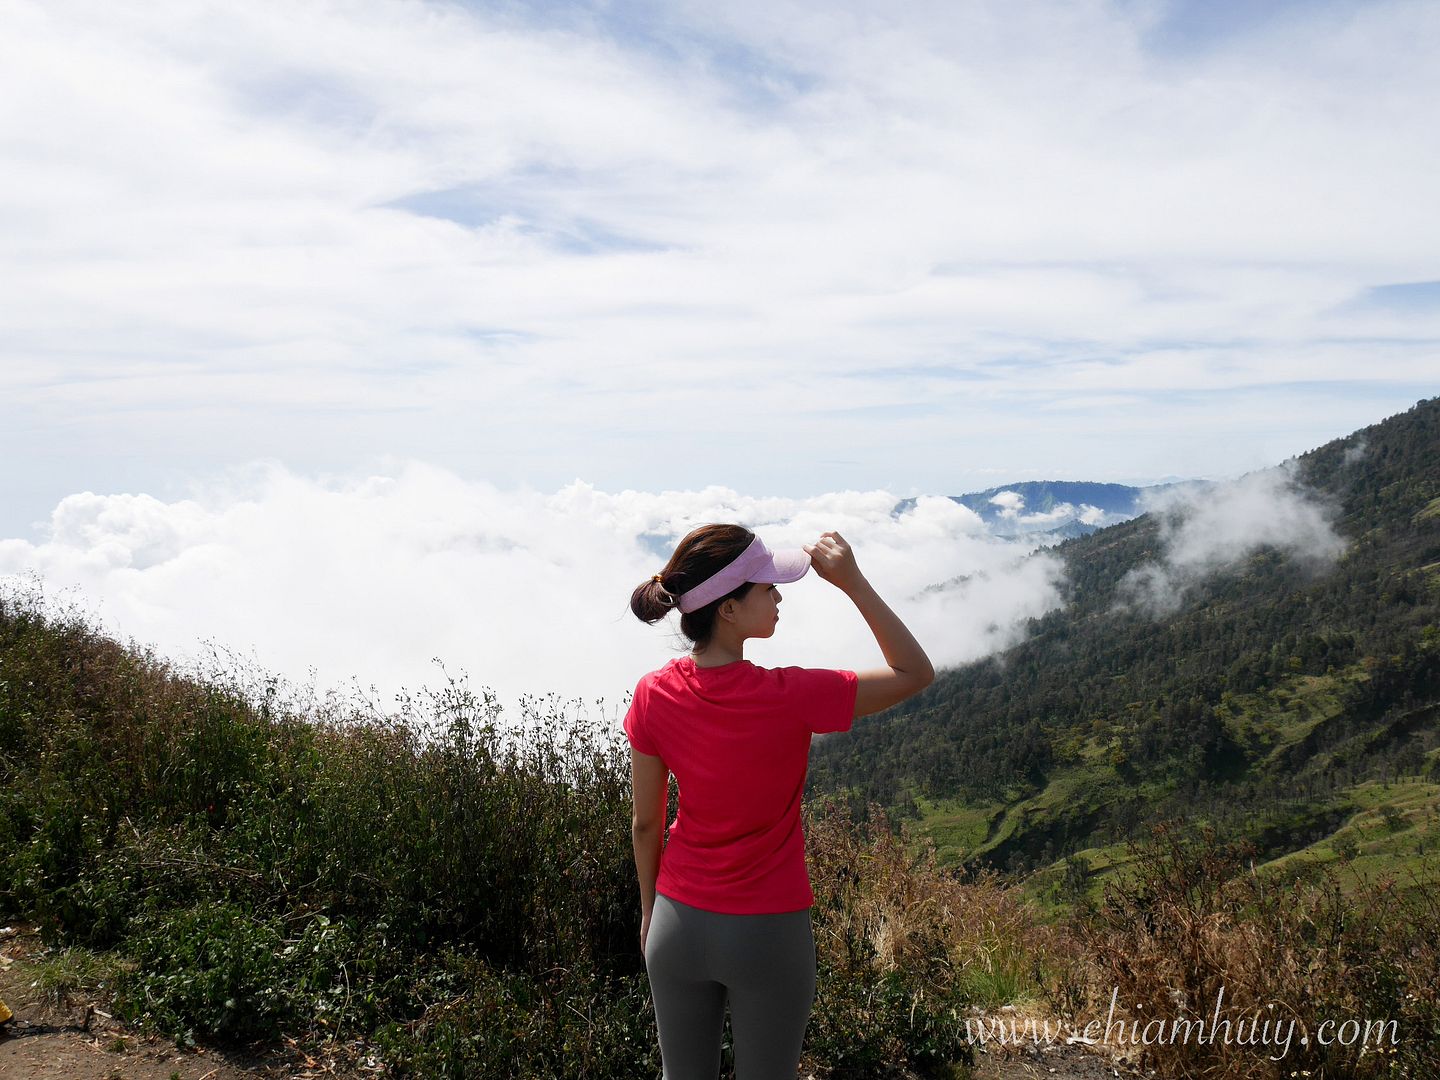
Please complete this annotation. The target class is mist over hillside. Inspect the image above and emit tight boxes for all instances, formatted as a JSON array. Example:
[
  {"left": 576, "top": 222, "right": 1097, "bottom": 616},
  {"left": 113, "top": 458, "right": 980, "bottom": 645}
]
[{"left": 809, "top": 397, "right": 1440, "bottom": 877}]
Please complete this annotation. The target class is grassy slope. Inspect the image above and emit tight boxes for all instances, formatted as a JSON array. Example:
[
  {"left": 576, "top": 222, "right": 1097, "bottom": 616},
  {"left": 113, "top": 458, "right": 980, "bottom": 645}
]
[
  {"left": 944, "top": 774, "right": 1440, "bottom": 925},
  {"left": 904, "top": 659, "right": 1440, "bottom": 923}
]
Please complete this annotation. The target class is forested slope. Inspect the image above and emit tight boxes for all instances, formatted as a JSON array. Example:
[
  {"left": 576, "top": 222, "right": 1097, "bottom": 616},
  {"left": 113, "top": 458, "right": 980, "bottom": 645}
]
[{"left": 808, "top": 397, "right": 1440, "bottom": 875}]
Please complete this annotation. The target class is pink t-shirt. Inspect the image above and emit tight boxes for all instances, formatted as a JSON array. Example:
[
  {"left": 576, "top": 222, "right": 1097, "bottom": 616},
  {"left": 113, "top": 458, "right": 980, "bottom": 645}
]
[{"left": 623, "top": 656, "right": 859, "bottom": 914}]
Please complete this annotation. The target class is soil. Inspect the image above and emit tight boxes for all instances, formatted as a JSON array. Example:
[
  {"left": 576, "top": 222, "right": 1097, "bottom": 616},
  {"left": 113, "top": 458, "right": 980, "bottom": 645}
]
[
  {"left": 967, "top": 1042, "right": 1146, "bottom": 1080},
  {"left": 2, "top": 922, "right": 1152, "bottom": 1080},
  {"left": 0, "top": 922, "right": 373, "bottom": 1080}
]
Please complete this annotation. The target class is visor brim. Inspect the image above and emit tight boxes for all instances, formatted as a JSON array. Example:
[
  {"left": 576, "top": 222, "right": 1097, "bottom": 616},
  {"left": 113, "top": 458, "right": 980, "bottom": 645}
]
[{"left": 750, "top": 548, "right": 811, "bottom": 584}]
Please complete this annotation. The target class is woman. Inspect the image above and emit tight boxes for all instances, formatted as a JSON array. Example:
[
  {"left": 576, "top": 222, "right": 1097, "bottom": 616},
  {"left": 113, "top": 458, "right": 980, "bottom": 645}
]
[{"left": 624, "top": 525, "right": 934, "bottom": 1079}]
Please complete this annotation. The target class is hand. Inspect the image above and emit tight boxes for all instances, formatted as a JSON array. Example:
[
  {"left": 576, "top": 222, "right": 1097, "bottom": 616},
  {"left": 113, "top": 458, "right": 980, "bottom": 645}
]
[
  {"left": 640, "top": 910, "right": 651, "bottom": 956},
  {"left": 804, "top": 531, "right": 864, "bottom": 593}
]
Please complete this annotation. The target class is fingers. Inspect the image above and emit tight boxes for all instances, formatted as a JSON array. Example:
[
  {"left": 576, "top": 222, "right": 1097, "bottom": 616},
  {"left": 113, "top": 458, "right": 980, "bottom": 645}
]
[{"left": 805, "top": 536, "right": 850, "bottom": 582}]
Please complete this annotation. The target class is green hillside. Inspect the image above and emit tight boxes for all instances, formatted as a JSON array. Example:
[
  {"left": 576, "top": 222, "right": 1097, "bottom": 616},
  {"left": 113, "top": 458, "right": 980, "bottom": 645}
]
[{"left": 808, "top": 397, "right": 1440, "bottom": 899}]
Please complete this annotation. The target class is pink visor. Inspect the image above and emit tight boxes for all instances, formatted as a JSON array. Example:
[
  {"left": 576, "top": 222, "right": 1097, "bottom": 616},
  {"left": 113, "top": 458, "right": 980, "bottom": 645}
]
[{"left": 677, "top": 535, "right": 812, "bottom": 613}]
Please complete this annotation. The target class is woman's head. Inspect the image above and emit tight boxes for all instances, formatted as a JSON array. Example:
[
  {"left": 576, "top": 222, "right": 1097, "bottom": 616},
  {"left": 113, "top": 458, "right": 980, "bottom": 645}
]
[{"left": 631, "top": 523, "right": 765, "bottom": 650}]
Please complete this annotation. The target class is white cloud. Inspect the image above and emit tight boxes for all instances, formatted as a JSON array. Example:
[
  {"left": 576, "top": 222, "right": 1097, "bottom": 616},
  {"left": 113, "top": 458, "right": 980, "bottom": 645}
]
[
  {"left": 1, "top": 0, "right": 1437, "bottom": 530},
  {"left": 1017, "top": 502, "right": 1076, "bottom": 527},
  {"left": 989, "top": 491, "right": 1025, "bottom": 518},
  {"left": 982, "top": 493, "right": 1120, "bottom": 534},
  {"left": 1114, "top": 462, "right": 1349, "bottom": 615},
  {"left": 0, "top": 464, "right": 1069, "bottom": 723}
]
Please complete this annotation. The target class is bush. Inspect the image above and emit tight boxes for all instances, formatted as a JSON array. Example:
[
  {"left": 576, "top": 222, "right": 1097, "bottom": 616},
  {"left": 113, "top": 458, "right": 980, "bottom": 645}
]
[
  {"left": 1075, "top": 819, "right": 1440, "bottom": 1079},
  {"left": 2, "top": 582, "right": 1023, "bottom": 1076},
  {"left": 372, "top": 952, "right": 658, "bottom": 1079},
  {"left": 116, "top": 902, "right": 291, "bottom": 1044},
  {"left": 812, "top": 806, "right": 1048, "bottom": 1077}
]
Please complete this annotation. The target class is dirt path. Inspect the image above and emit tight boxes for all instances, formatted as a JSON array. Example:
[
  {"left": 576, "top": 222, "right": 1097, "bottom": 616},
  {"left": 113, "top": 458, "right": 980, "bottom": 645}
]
[
  {"left": 971, "top": 1042, "right": 1149, "bottom": 1079},
  {"left": 0, "top": 923, "right": 371, "bottom": 1080}
]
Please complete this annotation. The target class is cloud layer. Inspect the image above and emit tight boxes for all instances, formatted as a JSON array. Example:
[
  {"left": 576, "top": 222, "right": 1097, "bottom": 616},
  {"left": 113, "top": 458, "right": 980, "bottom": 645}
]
[
  {"left": 988, "top": 490, "right": 1110, "bottom": 532},
  {"left": 0, "top": 463, "right": 1070, "bottom": 721}
]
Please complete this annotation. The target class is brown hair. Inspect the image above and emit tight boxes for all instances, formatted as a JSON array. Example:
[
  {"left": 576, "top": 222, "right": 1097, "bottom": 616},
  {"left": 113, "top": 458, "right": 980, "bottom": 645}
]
[{"left": 631, "top": 523, "right": 759, "bottom": 649}]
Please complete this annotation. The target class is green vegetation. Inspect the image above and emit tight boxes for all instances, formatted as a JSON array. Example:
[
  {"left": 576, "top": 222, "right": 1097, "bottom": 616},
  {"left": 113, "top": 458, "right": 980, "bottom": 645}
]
[
  {"left": 811, "top": 397, "right": 1440, "bottom": 889},
  {"left": 909, "top": 795, "right": 1004, "bottom": 865},
  {"left": 0, "top": 584, "right": 987, "bottom": 1076},
  {"left": 27, "top": 942, "right": 129, "bottom": 1012},
  {"left": 1259, "top": 778, "right": 1440, "bottom": 897},
  {"left": 1010, "top": 778, "right": 1440, "bottom": 927}
]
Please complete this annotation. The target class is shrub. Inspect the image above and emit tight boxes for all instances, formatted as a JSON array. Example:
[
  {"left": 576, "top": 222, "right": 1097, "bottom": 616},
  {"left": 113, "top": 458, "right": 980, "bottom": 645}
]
[
  {"left": 3, "top": 582, "right": 1021, "bottom": 1076},
  {"left": 812, "top": 806, "right": 1036, "bottom": 1077},
  {"left": 1074, "top": 819, "right": 1440, "bottom": 1079},
  {"left": 115, "top": 902, "right": 291, "bottom": 1045},
  {"left": 372, "top": 951, "right": 658, "bottom": 1079}
]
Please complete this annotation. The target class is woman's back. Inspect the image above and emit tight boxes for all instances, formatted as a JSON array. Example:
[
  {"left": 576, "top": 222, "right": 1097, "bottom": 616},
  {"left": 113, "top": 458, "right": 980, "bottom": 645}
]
[{"left": 625, "top": 656, "right": 858, "bottom": 914}]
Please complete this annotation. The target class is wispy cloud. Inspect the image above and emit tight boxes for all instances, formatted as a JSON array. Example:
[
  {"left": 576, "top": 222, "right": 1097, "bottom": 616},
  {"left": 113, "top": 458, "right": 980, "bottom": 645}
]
[
  {"left": 1, "top": 0, "right": 1437, "bottom": 533},
  {"left": 1113, "top": 462, "right": 1348, "bottom": 616}
]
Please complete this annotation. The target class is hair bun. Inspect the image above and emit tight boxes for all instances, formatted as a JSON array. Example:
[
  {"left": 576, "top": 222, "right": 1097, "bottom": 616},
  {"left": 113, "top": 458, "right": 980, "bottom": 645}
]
[{"left": 630, "top": 576, "right": 679, "bottom": 624}]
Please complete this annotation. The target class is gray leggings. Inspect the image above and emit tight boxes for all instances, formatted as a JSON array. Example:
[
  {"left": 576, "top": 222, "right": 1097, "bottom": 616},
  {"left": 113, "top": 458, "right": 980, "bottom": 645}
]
[{"left": 643, "top": 892, "right": 816, "bottom": 1080}]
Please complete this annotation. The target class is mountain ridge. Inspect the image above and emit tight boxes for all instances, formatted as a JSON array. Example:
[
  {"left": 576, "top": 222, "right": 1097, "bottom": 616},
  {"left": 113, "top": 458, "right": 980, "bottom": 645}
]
[
  {"left": 895, "top": 479, "right": 1185, "bottom": 543},
  {"left": 808, "top": 397, "right": 1440, "bottom": 889}
]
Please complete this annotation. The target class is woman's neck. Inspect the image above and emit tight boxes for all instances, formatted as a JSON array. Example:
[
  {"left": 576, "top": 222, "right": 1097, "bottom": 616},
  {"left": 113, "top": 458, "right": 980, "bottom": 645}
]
[{"left": 691, "top": 644, "right": 744, "bottom": 668}]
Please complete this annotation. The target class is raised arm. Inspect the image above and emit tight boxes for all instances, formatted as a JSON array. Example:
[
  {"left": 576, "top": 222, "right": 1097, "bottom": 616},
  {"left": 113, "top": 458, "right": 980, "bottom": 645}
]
[{"left": 803, "top": 531, "right": 935, "bottom": 719}]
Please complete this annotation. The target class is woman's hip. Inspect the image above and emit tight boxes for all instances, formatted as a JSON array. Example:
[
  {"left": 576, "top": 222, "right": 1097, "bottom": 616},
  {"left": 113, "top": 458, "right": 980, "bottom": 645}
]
[{"left": 646, "top": 892, "right": 814, "bottom": 986}]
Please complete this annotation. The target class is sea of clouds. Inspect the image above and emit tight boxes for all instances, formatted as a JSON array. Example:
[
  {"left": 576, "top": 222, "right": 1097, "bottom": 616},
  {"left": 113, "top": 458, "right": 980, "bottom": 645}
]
[
  {"left": 0, "top": 463, "right": 1065, "bottom": 725},
  {"left": 0, "top": 458, "right": 1350, "bottom": 732}
]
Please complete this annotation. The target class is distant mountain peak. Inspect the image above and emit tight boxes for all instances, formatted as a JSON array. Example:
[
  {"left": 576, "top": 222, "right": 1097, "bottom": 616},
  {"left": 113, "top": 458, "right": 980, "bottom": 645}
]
[{"left": 894, "top": 479, "right": 1189, "bottom": 542}]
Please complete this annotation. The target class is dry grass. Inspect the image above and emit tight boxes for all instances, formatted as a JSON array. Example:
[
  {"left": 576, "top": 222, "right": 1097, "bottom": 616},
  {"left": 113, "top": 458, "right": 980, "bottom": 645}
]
[
  {"left": 801, "top": 799, "right": 1088, "bottom": 1073},
  {"left": 1069, "top": 820, "right": 1439, "bottom": 1079}
]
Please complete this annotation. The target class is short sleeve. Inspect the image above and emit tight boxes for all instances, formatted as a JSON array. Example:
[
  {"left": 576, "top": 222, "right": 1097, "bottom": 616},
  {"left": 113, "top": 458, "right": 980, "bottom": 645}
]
[
  {"left": 779, "top": 667, "right": 859, "bottom": 734},
  {"left": 623, "top": 678, "right": 660, "bottom": 756}
]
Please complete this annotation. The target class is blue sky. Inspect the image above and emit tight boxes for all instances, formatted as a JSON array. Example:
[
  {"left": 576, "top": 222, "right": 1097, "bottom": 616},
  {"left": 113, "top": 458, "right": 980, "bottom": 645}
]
[
  {"left": 0, "top": 0, "right": 1434, "bottom": 710},
  {"left": 3, "top": 0, "right": 1436, "bottom": 537}
]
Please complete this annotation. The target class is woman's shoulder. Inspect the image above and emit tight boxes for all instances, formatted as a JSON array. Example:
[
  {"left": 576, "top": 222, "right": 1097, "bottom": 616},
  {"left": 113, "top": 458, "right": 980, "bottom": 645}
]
[
  {"left": 751, "top": 662, "right": 849, "bottom": 679},
  {"left": 757, "top": 664, "right": 860, "bottom": 701},
  {"left": 633, "top": 655, "right": 685, "bottom": 687}
]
